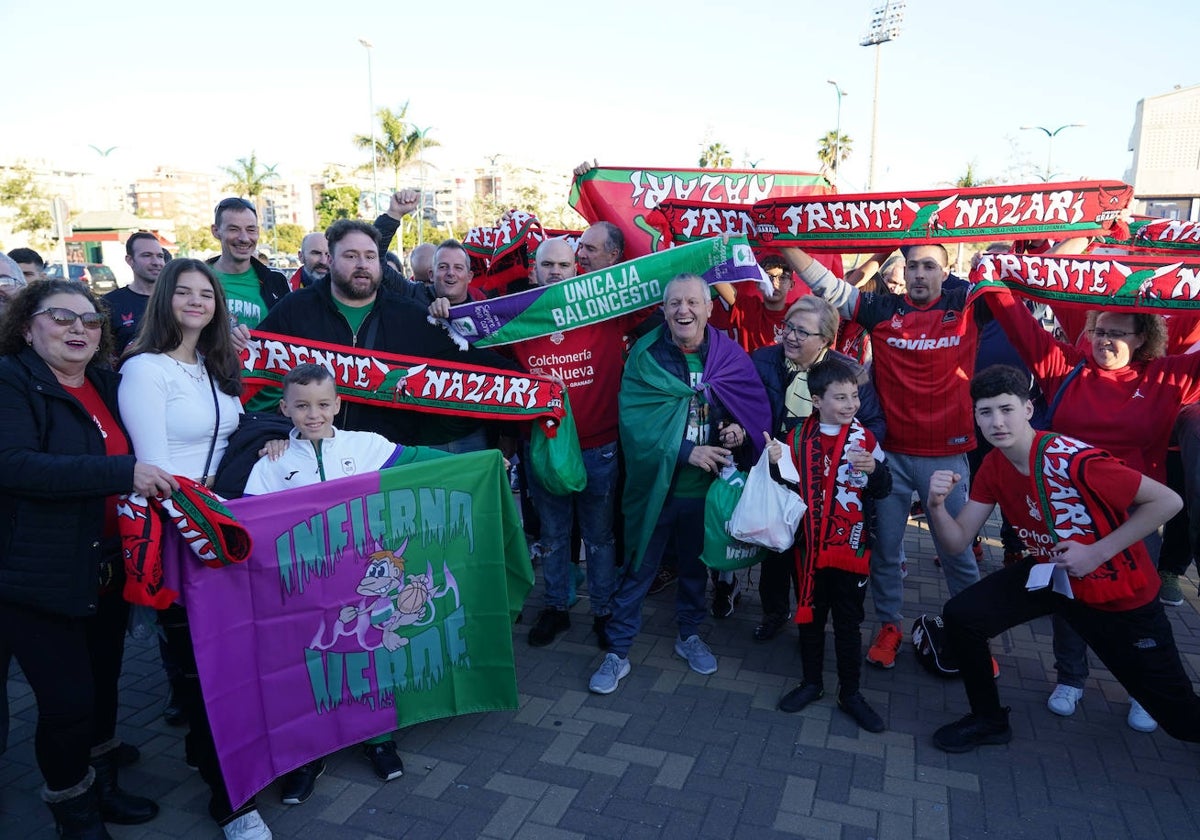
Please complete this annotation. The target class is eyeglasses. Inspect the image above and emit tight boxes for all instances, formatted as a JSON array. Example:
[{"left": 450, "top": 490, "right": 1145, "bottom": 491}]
[
  {"left": 766, "top": 270, "right": 792, "bottom": 282},
  {"left": 34, "top": 307, "right": 106, "bottom": 329},
  {"left": 1088, "top": 328, "right": 1135, "bottom": 340},
  {"left": 782, "top": 323, "right": 817, "bottom": 340},
  {"left": 0, "top": 275, "right": 25, "bottom": 289}
]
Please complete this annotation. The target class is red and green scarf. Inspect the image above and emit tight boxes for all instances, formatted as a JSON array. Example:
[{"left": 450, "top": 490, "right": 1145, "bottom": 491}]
[
  {"left": 1099, "top": 218, "right": 1200, "bottom": 256},
  {"left": 1031, "top": 433, "right": 1152, "bottom": 606},
  {"left": 646, "top": 181, "right": 1132, "bottom": 252},
  {"left": 789, "top": 416, "right": 872, "bottom": 624},
  {"left": 119, "top": 476, "right": 253, "bottom": 608},
  {"left": 970, "top": 252, "right": 1200, "bottom": 313},
  {"left": 463, "top": 211, "right": 581, "bottom": 295},
  {"left": 242, "top": 331, "right": 566, "bottom": 429}
]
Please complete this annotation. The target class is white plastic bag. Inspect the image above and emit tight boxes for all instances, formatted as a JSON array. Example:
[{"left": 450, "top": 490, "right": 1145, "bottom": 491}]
[{"left": 728, "top": 440, "right": 806, "bottom": 552}]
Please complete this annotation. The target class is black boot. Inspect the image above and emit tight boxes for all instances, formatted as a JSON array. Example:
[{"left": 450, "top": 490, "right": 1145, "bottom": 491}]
[
  {"left": 91, "top": 747, "right": 159, "bottom": 825},
  {"left": 44, "top": 771, "right": 113, "bottom": 839}
]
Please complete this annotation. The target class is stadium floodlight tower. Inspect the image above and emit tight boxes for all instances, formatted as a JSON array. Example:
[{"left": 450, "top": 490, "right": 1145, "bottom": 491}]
[{"left": 860, "top": 1, "right": 905, "bottom": 190}]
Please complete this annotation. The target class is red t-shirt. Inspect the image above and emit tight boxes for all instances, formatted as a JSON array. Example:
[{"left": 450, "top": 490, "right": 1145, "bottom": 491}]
[
  {"left": 854, "top": 287, "right": 978, "bottom": 456},
  {"left": 712, "top": 294, "right": 788, "bottom": 353},
  {"left": 66, "top": 379, "right": 130, "bottom": 537},
  {"left": 991, "top": 289, "right": 1200, "bottom": 481},
  {"left": 512, "top": 317, "right": 633, "bottom": 449},
  {"left": 971, "top": 435, "right": 1155, "bottom": 610}
]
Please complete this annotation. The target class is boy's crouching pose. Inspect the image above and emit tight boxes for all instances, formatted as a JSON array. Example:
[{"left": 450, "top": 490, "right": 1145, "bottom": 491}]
[{"left": 926, "top": 364, "right": 1200, "bottom": 753}]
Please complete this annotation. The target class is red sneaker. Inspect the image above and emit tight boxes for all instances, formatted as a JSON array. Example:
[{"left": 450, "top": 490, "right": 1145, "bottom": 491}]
[{"left": 866, "top": 623, "right": 903, "bottom": 669}]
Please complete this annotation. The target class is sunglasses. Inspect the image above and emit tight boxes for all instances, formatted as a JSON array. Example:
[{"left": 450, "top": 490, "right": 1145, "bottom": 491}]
[{"left": 34, "top": 307, "right": 106, "bottom": 329}]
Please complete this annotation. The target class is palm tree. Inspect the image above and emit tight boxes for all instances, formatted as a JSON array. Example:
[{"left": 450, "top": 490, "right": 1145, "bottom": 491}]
[
  {"left": 354, "top": 102, "right": 441, "bottom": 189},
  {"left": 219, "top": 152, "right": 279, "bottom": 216},
  {"left": 953, "top": 160, "right": 995, "bottom": 189},
  {"left": 698, "top": 142, "right": 733, "bottom": 169},
  {"left": 817, "top": 131, "right": 853, "bottom": 173}
]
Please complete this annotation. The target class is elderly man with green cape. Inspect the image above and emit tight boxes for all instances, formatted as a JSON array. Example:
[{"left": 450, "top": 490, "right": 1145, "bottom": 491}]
[{"left": 588, "top": 273, "right": 771, "bottom": 694}]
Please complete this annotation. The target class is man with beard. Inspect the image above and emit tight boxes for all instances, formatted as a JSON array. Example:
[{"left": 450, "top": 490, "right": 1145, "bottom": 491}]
[
  {"left": 207, "top": 197, "right": 290, "bottom": 328},
  {"left": 105, "top": 231, "right": 166, "bottom": 353},
  {"left": 253, "top": 220, "right": 506, "bottom": 445},
  {"left": 288, "top": 232, "right": 330, "bottom": 291}
]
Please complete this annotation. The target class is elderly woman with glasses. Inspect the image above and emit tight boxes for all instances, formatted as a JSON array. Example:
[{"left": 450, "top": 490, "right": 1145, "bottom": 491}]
[
  {"left": 0, "top": 253, "right": 27, "bottom": 315},
  {"left": 990, "top": 291, "right": 1200, "bottom": 729},
  {"left": 0, "top": 280, "right": 178, "bottom": 838},
  {"left": 747, "top": 295, "right": 886, "bottom": 642}
]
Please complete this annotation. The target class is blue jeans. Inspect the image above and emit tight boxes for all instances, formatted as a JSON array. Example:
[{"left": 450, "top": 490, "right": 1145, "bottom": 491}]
[
  {"left": 871, "top": 451, "right": 979, "bottom": 626},
  {"left": 528, "top": 441, "right": 618, "bottom": 616},
  {"left": 606, "top": 495, "right": 709, "bottom": 657}
]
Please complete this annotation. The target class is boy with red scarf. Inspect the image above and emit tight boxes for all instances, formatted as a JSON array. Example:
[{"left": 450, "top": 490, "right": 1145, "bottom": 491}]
[
  {"left": 765, "top": 357, "right": 892, "bottom": 732},
  {"left": 927, "top": 364, "right": 1200, "bottom": 752}
]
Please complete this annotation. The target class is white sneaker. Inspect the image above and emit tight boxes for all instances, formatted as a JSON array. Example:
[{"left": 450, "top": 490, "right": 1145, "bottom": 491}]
[
  {"left": 223, "top": 809, "right": 273, "bottom": 840},
  {"left": 1127, "top": 699, "right": 1158, "bottom": 733},
  {"left": 1047, "top": 684, "right": 1083, "bottom": 716}
]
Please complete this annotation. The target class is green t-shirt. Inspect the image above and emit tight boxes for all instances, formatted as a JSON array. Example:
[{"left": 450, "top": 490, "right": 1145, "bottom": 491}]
[
  {"left": 674, "top": 351, "right": 713, "bottom": 498},
  {"left": 333, "top": 296, "right": 373, "bottom": 337},
  {"left": 214, "top": 268, "right": 267, "bottom": 329}
]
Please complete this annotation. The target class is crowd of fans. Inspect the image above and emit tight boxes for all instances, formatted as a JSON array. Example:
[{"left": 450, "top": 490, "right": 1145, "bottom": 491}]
[{"left": 4, "top": 169, "right": 1200, "bottom": 839}]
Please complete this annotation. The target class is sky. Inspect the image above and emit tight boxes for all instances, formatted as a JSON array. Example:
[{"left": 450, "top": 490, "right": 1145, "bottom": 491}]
[{"left": 2, "top": 0, "right": 1198, "bottom": 196}]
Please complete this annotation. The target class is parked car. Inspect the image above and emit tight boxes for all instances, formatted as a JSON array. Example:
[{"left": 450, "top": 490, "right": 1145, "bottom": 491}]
[{"left": 45, "top": 262, "right": 119, "bottom": 292}]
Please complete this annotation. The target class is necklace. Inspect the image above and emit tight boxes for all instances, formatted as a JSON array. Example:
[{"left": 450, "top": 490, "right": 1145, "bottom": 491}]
[{"left": 169, "top": 352, "right": 207, "bottom": 383}]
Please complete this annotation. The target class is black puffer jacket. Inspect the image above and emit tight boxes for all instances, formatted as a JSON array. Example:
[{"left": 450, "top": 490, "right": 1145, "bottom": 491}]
[{"left": 0, "top": 348, "right": 136, "bottom": 616}]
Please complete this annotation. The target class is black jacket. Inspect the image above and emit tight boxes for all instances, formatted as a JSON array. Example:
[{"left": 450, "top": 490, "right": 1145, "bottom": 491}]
[
  {"left": 750, "top": 344, "right": 887, "bottom": 444},
  {"left": 256, "top": 277, "right": 517, "bottom": 445},
  {"left": 0, "top": 349, "right": 136, "bottom": 616},
  {"left": 205, "top": 255, "right": 291, "bottom": 310}
]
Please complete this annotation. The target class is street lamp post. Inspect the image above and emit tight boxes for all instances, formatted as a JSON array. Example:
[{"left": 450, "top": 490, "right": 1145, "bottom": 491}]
[
  {"left": 826, "top": 80, "right": 846, "bottom": 184},
  {"left": 415, "top": 125, "right": 431, "bottom": 244},
  {"left": 358, "top": 38, "right": 378, "bottom": 215},
  {"left": 860, "top": 1, "right": 905, "bottom": 191},
  {"left": 1020, "top": 123, "right": 1086, "bottom": 181}
]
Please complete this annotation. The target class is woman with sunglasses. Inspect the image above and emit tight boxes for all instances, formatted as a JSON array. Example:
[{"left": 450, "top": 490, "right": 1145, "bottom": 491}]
[
  {"left": 990, "top": 291, "right": 1200, "bottom": 729},
  {"left": 118, "top": 260, "right": 271, "bottom": 840},
  {"left": 0, "top": 280, "right": 177, "bottom": 838},
  {"left": 748, "top": 295, "right": 886, "bottom": 642}
]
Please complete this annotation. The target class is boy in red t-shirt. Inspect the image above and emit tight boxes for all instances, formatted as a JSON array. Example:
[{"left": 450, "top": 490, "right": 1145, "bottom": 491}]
[
  {"left": 765, "top": 357, "right": 892, "bottom": 732},
  {"left": 925, "top": 364, "right": 1200, "bottom": 752}
]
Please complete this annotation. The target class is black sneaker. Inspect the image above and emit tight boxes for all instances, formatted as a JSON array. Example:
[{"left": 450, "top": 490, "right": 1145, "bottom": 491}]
[
  {"left": 527, "top": 608, "right": 570, "bottom": 647},
  {"left": 777, "top": 682, "right": 824, "bottom": 713},
  {"left": 648, "top": 567, "right": 678, "bottom": 595},
  {"left": 281, "top": 759, "right": 326, "bottom": 805},
  {"left": 838, "top": 692, "right": 886, "bottom": 733},
  {"left": 753, "top": 613, "right": 788, "bottom": 642},
  {"left": 592, "top": 614, "right": 612, "bottom": 651},
  {"left": 932, "top": 710, "right": 1012, "bottom": 753},
  {"left": 364, "top": 740, "right": 404, "bottom": 781},
  {"left": 711, "top": 576, "right": 741, "bottom": 619}
]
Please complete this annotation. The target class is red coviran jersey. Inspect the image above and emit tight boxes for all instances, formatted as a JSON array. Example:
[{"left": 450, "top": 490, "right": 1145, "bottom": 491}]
[{"left": 853, "top": 287, "right": 978, "bottom": 456}]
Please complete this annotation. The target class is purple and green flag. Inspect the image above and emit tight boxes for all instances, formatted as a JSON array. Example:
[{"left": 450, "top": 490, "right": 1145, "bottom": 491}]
[{"left": 163, "top": 450, "right": 531, "bottom": 808}]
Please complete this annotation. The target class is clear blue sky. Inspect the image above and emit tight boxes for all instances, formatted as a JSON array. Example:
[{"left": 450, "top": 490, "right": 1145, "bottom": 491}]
[{"left": 2, "top": 0, "right": 1197, "bottom": 192}]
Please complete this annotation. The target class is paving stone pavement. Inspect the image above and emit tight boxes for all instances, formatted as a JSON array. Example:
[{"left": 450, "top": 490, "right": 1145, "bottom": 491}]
[{"left": 4, "top": 514, "right": 1200, "bottom": 839}]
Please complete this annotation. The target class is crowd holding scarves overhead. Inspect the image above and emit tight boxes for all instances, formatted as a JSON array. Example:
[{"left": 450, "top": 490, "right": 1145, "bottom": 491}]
[{"left": 151, "top": 164, "right": 1198, "bottom": 808}]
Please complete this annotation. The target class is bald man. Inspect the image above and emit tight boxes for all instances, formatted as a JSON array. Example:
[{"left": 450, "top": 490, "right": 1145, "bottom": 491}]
[{"left": 290, "top": 232, "right": 330, "bottom": 291}]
